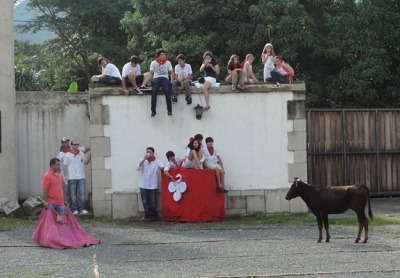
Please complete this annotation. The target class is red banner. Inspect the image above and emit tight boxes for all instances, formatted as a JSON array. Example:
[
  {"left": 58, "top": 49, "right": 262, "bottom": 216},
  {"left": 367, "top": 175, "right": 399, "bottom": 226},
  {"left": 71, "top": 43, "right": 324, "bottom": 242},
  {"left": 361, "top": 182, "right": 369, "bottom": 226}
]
[{"left": 161, "top": 169, "right": 226, "bottom": 222}]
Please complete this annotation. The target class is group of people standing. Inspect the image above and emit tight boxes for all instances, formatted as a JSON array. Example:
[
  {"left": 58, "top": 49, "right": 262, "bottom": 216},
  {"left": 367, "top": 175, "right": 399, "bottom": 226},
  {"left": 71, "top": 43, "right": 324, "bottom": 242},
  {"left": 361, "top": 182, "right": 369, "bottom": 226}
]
[
  {"left": 136, "top": 133, "right": 227, "bottom": 221},
  {"left": 42, "top": 137, "right": 91, "bottom": 217},
  {"left": 90, "top": 43, "right": 294, "bottom": 117}
]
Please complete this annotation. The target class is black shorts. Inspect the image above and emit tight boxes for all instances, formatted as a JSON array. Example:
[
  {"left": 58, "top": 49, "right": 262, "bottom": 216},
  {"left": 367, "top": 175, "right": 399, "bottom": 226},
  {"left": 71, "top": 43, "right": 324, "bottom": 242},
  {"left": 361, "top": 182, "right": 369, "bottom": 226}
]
[{"left": 125, "top": 74, "right": 144, "bottom": 87}]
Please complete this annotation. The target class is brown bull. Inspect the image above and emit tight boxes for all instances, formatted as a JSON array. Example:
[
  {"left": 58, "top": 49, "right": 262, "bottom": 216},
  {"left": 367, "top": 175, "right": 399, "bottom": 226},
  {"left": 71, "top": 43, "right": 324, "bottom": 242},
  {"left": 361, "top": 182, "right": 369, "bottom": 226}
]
[{"left": 285, "top": 178, "right": 373, "bottom": 243}]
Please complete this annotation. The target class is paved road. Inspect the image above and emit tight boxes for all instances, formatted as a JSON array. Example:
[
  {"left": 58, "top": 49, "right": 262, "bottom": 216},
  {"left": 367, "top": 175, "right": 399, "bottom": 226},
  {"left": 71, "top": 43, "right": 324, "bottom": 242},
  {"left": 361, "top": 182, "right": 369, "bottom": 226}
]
[{"left": 1, "top": 198, "right": 400, "bottom": 278}]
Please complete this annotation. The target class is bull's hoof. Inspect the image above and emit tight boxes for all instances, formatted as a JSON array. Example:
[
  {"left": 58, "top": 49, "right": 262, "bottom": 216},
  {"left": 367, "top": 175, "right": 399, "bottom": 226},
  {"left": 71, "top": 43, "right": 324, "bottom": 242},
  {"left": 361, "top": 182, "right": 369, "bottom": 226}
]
[
  {"left": 325, "top": 239, "right": 330, "bottom": 243},
  {"left": 316, "top": 239, "right": 322, "bottom": 243},
  {"left": 354, "top": 238, "right": 360, "bottom": 243},
  {"left": 362, "top": 238, "right": 368, "bottom": 243}
]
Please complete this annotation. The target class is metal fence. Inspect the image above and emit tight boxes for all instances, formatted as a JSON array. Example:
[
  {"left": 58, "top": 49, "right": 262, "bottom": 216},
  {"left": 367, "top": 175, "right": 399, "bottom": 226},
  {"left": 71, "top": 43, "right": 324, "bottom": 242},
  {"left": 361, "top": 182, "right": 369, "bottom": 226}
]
[{"left": 307, "top": 109, "right": 400, "bottom": 196}]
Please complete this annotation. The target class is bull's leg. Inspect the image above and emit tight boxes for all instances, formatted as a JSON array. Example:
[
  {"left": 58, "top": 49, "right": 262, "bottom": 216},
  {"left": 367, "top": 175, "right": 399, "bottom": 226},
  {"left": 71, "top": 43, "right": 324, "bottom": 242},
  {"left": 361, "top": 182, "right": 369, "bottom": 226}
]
[
  {"left": 322, "top": 214, "right": 330, "bottom": 242},
  {"left": 315, "top": 216, "right": 323, "bottom": 243},
  {"left": 355, "top": 213, "right": 368, "bottom": 243}
]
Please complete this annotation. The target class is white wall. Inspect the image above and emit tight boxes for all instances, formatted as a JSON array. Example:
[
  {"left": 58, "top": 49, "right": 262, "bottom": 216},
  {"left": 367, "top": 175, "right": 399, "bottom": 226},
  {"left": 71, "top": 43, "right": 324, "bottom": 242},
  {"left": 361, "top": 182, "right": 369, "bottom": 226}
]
[
  {"left": 16, "top": 92, "right": 91, "bottom": 199},
  {"left": 103, "top": 91, "right": 294, "bottom": 193}
]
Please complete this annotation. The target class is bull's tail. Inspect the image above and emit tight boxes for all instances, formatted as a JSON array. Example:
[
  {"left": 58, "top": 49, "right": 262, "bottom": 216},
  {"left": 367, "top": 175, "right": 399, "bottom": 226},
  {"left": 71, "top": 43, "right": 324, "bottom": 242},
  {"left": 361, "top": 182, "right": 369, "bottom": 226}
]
[{"left": 363, "top": 184, "right": 373, "bottom": 220}]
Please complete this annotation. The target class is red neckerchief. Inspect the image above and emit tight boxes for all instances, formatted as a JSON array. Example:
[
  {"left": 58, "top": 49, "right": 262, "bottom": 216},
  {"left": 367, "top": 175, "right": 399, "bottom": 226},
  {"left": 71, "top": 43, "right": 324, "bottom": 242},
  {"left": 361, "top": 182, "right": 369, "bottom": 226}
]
[
  {"left": 60, "top": 146, "right": 71, "bottom": 153},
  {"left": 207, "top": 146, "right": 214, "bottom": 156},
  {"left": 147, "top": 156, "right": 156, "bottom": 163},
  {"left": 155, "top": 58, "right": 167, "bottom": 65},
  {"left": 69, "top": 149, "right": 80, "bottom": 157}
]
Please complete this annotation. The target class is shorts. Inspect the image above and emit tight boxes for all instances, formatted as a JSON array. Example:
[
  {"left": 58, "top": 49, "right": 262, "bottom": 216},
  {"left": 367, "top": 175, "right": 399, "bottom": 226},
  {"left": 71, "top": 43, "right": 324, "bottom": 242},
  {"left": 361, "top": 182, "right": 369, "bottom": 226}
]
[
  {"left": 126, "top": 74, "right": 144, "bottom": 87},
  {"left": 204, "top": 160, "right": 222, "bottom": 170},
  {"left": 204, "top": 77, "right": 217, "bottom": 86},
  {"left": 182, "top": 159, "right": 196, "bottom": 169}
]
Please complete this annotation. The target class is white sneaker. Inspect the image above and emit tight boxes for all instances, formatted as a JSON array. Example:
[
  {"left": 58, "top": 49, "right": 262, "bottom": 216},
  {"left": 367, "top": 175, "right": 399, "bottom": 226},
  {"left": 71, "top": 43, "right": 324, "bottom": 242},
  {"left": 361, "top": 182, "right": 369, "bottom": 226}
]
[
  {"left": 92, "top": 76, "right": 99, "bottom": 82},
  {"left": 272, "top": 82, "right": 280, "bottom": 88},
  {"left": 231, "top": 84, "right": 236, "bottom": 91},
  {"left": 73, "top": 210, "right": 79, "bottom": 215},
  {"left": 81, "top": 210, "right": 89, "bottom": 214}
]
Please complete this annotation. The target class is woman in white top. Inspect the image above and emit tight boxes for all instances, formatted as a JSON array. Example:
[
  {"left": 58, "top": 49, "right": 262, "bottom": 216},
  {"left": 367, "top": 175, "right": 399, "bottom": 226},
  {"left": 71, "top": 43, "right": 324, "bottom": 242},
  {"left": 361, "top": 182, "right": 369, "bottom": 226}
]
[
  {"left": 182, "top": 138, "right": 203, "bottom": 169},
  {"left": 261, "top": 43, "right": 275, "bottom": 81},
  {"left": 242, "top": 54, "right": 259, "bottom": 84}
]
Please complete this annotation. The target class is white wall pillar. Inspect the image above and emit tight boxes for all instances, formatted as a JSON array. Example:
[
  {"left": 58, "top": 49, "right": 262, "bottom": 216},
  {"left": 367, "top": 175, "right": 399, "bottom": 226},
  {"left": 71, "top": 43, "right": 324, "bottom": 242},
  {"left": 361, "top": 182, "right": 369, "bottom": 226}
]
[{"left": 0, "top": 2, "right": 17, "bottom": 200}]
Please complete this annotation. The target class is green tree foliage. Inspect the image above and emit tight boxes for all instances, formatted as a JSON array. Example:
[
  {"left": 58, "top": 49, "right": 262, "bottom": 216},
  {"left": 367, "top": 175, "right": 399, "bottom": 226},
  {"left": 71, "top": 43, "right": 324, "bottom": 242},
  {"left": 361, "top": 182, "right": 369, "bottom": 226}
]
[
  {"left": 16, "top": 0, "right": 400, "bottom": 108},
  {"left": 17, "top": 0, "right": 132, "bottom": 90}
]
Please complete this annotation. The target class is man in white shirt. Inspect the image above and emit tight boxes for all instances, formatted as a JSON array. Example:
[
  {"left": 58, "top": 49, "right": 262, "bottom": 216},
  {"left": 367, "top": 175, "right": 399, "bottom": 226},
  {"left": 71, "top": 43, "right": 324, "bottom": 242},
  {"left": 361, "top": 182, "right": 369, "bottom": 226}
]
[
  {"left": 148, "top": 49, "right": 174, "bottom": 117},
  {"left": 136, "top": 147, "right": 164, "bottom": 221},
  {"left": 172, "top": 54, "right": 193, "bottom": 105},
  {"left": 91, "top": 57, "right": 122, "bottom": 85},
  {"left": 121, "top": 55, "right": 151, "bottom": 95},
  {"left": 63, "top": 140, "right": 91, "bottom": 214}
]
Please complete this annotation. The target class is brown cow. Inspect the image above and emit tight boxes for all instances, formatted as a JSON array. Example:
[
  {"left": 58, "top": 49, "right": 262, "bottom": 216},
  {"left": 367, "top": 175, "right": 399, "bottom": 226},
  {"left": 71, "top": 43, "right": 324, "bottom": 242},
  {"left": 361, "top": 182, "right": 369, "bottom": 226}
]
[{"left": 285, "top": 178, "right": 373, "bottom": 243}]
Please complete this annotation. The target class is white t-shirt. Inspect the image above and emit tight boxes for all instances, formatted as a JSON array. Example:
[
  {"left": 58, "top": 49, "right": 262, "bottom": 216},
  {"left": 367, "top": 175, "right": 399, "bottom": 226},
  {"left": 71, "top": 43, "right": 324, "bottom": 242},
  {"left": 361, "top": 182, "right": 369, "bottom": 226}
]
[
  {"left": 174, "top": 63, "right": 192, "bottom": 80},
  {"left": 122, "top": 62, "right": 141, "bottom": 78},
  {"left": 57, "top": 146, "right": 85, "bottom": 177},
  {"left": 164, "top": 158, "right": 182, "bottom": 172},
  {"left": 136, "top": 158, "right": 164, "bottom": 190},
  {"left": 243, "top": 61, "right": 252, "bottom": 82},
  {"left": 264, "top": 55, "right": 274, "bottom": 70},
  {"left": 150, "top": 60, "right": 173, "bottom": 79},
  {"left": 202, "top": 145, "right": 220, "bottom": 164},
  {"left": 63, "top": 150, "right": 87, "bottom": 180},
  {"left": 102, "top": 63, "right": 122, "bottom": 79}
]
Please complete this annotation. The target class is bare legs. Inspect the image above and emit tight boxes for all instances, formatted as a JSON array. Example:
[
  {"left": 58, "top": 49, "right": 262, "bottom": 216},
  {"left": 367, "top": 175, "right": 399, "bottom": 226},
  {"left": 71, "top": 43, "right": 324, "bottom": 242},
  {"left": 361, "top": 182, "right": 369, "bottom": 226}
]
[{"left": 203, "top": 81, "right": 211, "bottom": 108}]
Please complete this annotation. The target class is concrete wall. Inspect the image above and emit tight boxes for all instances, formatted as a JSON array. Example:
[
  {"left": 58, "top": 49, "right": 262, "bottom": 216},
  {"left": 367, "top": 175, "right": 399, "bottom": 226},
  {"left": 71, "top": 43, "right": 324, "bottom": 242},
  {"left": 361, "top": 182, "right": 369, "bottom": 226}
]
[
  {"left": 89, "top": 84, "right": 308, "bottom": 218},
  {"left": 0, "top": 2, "right": 17, "bottom": 200},
  {"left": 16, "top": 92, "right": 91, "bottom": 201}
]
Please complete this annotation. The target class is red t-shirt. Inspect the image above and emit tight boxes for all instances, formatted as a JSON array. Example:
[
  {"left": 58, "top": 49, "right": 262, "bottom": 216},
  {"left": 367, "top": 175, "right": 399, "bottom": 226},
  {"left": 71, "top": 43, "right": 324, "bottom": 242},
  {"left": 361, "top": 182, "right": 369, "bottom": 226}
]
[{"left": 42, "top": 169, "right": 64, "bottom": 205}]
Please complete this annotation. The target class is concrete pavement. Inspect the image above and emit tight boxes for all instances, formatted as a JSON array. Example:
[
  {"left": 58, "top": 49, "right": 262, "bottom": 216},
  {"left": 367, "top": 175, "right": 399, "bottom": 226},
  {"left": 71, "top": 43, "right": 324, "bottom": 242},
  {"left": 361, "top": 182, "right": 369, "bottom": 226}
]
[{"left": 0, "top": 197, "right": 400, "bottom": 278}]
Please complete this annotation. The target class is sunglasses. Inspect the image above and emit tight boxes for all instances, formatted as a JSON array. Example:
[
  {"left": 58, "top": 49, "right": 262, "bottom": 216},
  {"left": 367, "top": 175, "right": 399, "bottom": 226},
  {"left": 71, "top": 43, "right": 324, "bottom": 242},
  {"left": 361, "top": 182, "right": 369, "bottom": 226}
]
[{"left": 72, "top": 143, "right": 79, "bottom": 146}]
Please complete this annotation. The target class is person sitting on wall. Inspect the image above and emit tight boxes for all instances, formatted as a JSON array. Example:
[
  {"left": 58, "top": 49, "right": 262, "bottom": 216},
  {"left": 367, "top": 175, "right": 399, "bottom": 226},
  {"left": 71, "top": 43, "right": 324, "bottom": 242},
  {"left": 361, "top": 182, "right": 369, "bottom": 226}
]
[
  {"left": 182, "top": 137, "right": 204, "bottom": 169},
  {"left": 202, "top": 137, "right": 228, "bottom": 193},
  {"left": 164, "top": 150, "right": 182, "bottom": 182},
  {"left": 171, "top": 54, "right": 193, "bottom": 105},
  {"left": 121, "top": 55, "right": 152, "bottom": 95},
  {"left": 91, "top": 57, "right": 122, "bottom": 85}
]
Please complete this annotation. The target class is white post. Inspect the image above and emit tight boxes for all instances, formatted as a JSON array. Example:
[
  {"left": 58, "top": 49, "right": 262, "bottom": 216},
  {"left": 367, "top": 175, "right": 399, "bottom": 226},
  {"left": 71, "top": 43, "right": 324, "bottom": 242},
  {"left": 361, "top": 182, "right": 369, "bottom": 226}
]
[{"left": 0, "top": 1, "right": 17, "bottom": 200}]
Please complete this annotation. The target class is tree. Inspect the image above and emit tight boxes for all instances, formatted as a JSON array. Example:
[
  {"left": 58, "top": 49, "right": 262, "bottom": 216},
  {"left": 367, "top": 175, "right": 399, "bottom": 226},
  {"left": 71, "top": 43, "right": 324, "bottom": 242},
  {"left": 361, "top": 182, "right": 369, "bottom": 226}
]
[{"left": 17, "top": 0, "right": 132, "bottom": 90}]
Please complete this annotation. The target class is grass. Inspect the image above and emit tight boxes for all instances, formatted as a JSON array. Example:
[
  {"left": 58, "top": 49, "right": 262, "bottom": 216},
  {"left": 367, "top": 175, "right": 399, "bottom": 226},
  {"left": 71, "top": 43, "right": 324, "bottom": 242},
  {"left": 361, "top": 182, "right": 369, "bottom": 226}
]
[{"left": 1, "top": 213, "right": 399, "bottom": 232}]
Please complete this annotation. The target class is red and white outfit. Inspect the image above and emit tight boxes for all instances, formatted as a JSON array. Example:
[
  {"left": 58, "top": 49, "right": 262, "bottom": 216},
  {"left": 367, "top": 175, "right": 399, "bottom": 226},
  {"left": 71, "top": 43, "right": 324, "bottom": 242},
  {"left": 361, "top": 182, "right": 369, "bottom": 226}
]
[{"left": 202, "top": 145, "right": 222, "bottom": 170}]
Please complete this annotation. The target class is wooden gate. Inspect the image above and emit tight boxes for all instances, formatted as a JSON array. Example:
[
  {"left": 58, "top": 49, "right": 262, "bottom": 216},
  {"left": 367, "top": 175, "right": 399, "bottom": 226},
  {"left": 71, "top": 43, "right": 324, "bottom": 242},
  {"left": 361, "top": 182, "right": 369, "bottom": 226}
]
[{"left": 307, "top": 109, "right": 400, "bottom": 196}]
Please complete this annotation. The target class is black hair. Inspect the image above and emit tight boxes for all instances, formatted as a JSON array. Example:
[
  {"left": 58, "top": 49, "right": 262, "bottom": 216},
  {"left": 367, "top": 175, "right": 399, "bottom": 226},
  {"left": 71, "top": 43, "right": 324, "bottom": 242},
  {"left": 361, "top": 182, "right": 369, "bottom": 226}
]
[
  {"left": 50, "top": 158, "right": 60, "bottom": 167},
  {"left": 156, "top": 48, "right": 166, "bottom": 58},
  {"left": 97, "top": 57, "right": 108, "bottom": 66},
  {"left": 166, "top": 150, "right": 175, "bottom": 159},
  {"left": 187, "top": 139, "right": 201, "bottom": 152},
  {"left": 205, "top": 137, "right": 214, "bottom": 143},
  {"left": 146, "top": 147, "right": 155, "bottom": 153},
  {"left": 176, "top": 54, "right": 185, "bottom": 61},
  {"left": 194, "top": 134, "right": 203, "bottom": 141},
  {"left": 130, "top": 55, "right": 140, "bottom": 64}
]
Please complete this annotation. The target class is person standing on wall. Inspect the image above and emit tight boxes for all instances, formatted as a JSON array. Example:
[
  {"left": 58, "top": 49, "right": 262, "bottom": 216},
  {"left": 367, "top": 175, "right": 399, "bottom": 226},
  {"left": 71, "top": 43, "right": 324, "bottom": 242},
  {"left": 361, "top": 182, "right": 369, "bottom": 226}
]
[
  {"left": 63, "top": 140, "right": 91, "bottom": 215},
  {"left": 136, "top": 147, "right": 164, "bottom": 221}
]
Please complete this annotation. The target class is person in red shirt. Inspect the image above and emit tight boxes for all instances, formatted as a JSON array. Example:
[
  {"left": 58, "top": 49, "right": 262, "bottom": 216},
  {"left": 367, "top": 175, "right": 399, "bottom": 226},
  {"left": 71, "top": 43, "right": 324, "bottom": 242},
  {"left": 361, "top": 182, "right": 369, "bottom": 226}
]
[{"left": 42, "top": 158, "right": 67, "bottom": 216}]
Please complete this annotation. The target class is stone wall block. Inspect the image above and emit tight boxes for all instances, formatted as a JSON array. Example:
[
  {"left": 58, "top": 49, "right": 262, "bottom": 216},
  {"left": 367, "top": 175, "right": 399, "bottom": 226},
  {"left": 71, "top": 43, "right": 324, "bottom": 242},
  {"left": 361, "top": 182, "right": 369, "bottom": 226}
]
[
  {"left": 91, "top": 137, "right": 111, "bottom": 157},
  {"left": 287, "top": 100, "right": 305, "bottom": 119},
  {"left": 288, "top": 131, "right": 307, "bottom": 151},
  {"left": 92, "top": 169, "right": 112, "bottom": 188},
  {"left": 93, "top": 200, "right": 112, "bottom": 217}
]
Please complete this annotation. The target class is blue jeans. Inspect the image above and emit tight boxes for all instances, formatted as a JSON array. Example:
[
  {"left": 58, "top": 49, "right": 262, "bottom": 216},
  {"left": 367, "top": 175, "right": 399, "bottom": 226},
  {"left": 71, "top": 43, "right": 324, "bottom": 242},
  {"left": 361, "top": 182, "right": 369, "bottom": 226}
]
[
  {"left": 48, "top": 203, "right": 66, "bottom": 216},
  {"left": 266, "top": 69, "right": 288, "bottom": 83},
  {"left": 151, "top": 77, "right": 172, "bottom": 113},
  {"left": 140, "top": 188, "right": 158, "bottom": 220},
  {"left": 98, "top": 76, "right": 122, "bottom": 85},
  {"left": 69, "top": 179, "right": 86, "bottom": 212},
  {"left": 63, "top": 181, "right": 72, "bottom": 210}
]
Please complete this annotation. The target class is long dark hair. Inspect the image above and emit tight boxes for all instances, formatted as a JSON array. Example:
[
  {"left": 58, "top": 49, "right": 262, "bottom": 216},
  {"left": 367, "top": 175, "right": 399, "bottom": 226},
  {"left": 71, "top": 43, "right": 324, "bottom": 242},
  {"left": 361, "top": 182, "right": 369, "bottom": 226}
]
[{"left": 187, "top": 139, "right": 201, "bottom": 152}]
